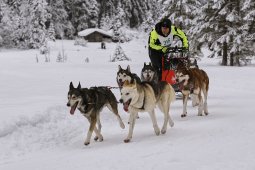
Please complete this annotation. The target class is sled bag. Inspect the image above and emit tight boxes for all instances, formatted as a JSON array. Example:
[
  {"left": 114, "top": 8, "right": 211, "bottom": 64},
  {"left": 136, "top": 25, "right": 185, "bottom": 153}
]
[{"left": 161, "top": 57, "right": 176, "bottom": 84}]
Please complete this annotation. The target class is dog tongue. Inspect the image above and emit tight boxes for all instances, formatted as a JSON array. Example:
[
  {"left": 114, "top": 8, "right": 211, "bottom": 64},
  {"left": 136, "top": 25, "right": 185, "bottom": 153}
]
[
  {"left": 70, "top": 106, "right": 76, "bottom": 115},
  {"left": 123, "top": 103, "right": 129, "bottom": 112},
  {"left": 179, "top": 83, "right": 184, "bottom": 91}
]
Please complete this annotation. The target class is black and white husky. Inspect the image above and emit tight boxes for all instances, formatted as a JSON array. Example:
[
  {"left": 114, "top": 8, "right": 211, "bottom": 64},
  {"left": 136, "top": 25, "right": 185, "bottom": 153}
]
[
  {"left": 116, "top": 65, "right": 141, "bottom": 88},
  {"left": 67, "top": 82, "right": 125, "bottom": 146}
]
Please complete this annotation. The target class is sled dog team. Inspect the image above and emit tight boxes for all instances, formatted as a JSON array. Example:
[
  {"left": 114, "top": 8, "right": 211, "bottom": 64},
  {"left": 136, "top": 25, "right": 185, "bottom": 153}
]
[{"left": 67, "top": 63, "right": 209, "bottom": 145}]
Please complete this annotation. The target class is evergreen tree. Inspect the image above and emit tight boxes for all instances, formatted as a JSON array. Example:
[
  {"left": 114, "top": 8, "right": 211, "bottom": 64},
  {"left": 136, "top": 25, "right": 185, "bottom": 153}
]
[
  {"left": 111, "top": 44, "right": 130, "bottom": 62},
  {"left": 14, "top": 0, "right": 49, "bottom": 49},
  {"left": 64, "top": 0, "right": 88, "bottom": 33},
  {"left": 191, "top": 0, "right": 254, "bottom": 66},
  {"left": 85, "top": 0, "right": 99, "bottom": 28},
  {"left": 240, "top": 0, "right": 255, "bottom": 58},
  {"left": 0, "top": 1, "right": 12, "bottom": 47},
  {"left": 48, "top": 0, "right": 74, "bottom": 39},
  {"left": 112, "top": 2, "right": 125, "bottom": 42},
  {"left": 48, "top": 22, "right": 56, "bottom": 41},
  {"left": 100, "top": 14, "right": 112, "bottom": 30}
]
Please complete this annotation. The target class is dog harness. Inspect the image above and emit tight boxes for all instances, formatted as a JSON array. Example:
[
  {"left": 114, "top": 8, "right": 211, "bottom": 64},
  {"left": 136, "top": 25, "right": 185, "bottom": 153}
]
[{"left": 139, "top": 95, "right": 145, "bottom": 110}]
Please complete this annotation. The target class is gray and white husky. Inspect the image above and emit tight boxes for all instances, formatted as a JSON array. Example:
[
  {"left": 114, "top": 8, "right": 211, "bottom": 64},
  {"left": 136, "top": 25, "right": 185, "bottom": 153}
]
[
  {"left": 141, "top": 62, "right": 158, "bottom": 83},
  {"left": 67, "top": 82, "right": 125, "bottom": 146},
  {"left": 119, "top": 79, "right": 175, "bottom": 143}
]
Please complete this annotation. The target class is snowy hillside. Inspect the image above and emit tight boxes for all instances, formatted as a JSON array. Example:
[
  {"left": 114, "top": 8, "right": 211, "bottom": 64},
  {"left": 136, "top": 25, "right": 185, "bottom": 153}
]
[{"left": 0, "top": 38, "right": 255, "bottom": 170}]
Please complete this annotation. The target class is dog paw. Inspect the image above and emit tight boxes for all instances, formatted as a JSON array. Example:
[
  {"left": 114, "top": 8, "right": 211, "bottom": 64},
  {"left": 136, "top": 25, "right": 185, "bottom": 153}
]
[
  {"left": 124, "top": 139, "right": 130, "bottom": 143},
  {"left": 181, "top": 114, "right": 187, "bottom": 118},
  {"left": 197, "top": 113, "right": 203, "bottom": 116},
  {"left": 169, "top": 121, "right": 174, "bottom": 127},
  {"left": 84, "top": 141, "right": 90, "bottom": 146},
  {"left": 204, "top": 112, "right": 209, "bottom": 116},
  {"left": 99, "top": 137, "right": 103, "bottom": 142},
  {"left": 94, "top": 136, "right": 98, "bottom": 141},
  {"left": 155, "top": 128, "right": 160, "bottom": 136},
  {"left": 161, "top": 129, "right": 166, "bottom": 134},
  {"left": 120, "top": 123, "right": 125, "bottom": 129},
  {"left": 192, "top": 103, "right": 199, "bottom": 107}
]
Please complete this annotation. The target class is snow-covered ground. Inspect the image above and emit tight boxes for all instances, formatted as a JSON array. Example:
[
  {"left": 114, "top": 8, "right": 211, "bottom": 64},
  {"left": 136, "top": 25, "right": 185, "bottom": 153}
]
[{"left": 0, "top": 37, "right": 255, "bottom": 170}]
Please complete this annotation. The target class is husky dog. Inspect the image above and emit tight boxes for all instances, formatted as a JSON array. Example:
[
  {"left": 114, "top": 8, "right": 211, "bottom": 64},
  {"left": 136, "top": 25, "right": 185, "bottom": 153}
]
[
  {"left": 119, "top": 79, "right": 175, "bottom": 143},
  {"left": 141, "top": 62, "right": 176, "bottom": 104},
  {"left": 141, "top": 62, "right": 158, "bottom": 83},
  {"left": 117, "top": 65, "right": 141, "bottom": 120},
  {"left": 116, "top": 65, "right": 141, "bottom": 88},
  {"left": 175, "top": 65, "right": 209, "bottom": 117},
  {"left": 67, "top": 82, "right": 125, "bottom": 145}
]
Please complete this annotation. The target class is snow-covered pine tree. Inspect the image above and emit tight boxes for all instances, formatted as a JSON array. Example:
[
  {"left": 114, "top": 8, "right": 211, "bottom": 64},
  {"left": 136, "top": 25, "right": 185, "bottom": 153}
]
[
  {"left": 0, "top": 2, "right": 13, "bottom": 47},
  {"left": 193, "top": 0, "right": 254, "bottom": 66},
  {"left": 48, "top": 0, "right": 74, "bottom": 39},
  {"left": 111, "top": 44, "right": 130, "bottom": 62},
  {"left": 100, "top": 14, "right": 112, "bottom": 30},
  {"left": 240, "top": 0, "right": 255, "bottom": 61},
  {"left": 65, "top": 0, "right": 89, "bottom": 32},
  {"left": 48, "top": 22, "right": 56, "bottom": 41},
  {"left": 27, "top": 0, "right": 49, "bottom": 49},
  {"left": 98, "top": 0, "right": 114, "bottom": 28},
  {"left": 85, "top": 0, "right": 99, "bottom": 28},
  {"left": 191, "top": 0, "right": 240, "bottom": 65},
  {"left": 112, "top": 2, "right": 125, "bottom": 42},
  {"left": 140, "top": 12, "right": 156, "bottom": 33}
]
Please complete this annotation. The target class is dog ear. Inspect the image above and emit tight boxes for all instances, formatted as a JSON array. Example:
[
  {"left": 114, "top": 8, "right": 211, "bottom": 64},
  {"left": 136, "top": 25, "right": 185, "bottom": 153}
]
[
  {"left": 127, "top": 65, "right": 130, "bottom": 72},
  {"left": 77, "top": 82, "right": 81, "bottom": 89},
  {"left": 144, "top": 62, "right": 146, "bottom": 67},
  {"left": 69, "top": 82, "right": 74, "bottom": 90},
  {"left": 118, "top": 65, "right": 122, "bottom": 71},
  {"left": 149, "top": 62, "right": 152, "bottom": 66}
]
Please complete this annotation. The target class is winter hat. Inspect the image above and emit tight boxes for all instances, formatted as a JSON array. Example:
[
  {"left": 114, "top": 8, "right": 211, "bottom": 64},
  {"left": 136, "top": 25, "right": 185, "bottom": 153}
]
[{"left": 161, "top": 18, "right": 172, "bottom": 28}]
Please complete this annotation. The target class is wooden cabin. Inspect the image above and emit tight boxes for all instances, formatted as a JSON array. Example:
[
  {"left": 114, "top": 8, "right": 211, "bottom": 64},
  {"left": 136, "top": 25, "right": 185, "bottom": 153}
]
[{"left": 78, "top": 28, "right": 112, "bottom": 42}]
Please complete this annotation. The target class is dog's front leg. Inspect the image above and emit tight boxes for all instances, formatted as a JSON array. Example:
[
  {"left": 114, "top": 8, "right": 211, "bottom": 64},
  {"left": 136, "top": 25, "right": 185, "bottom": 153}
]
[
  {"left": 181, "top": 91, "right": 189, "bottom": 117},
  {"left": 148, "top": 110, "right": 160, "bottom": 135},
  {"left": 93, "top": 125, "right": 104, "bottom": 142},
  {"left": 124, "top": 112, "right": 137, "bottom": 143},
  {"left": 84, "top": 116, "right": 97, "bottom": 145}
]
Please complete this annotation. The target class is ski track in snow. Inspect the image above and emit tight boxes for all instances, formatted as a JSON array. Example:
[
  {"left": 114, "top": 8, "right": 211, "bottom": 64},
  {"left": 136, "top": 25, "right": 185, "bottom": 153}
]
[{"left": 0, "top": 106, "right": 83, "bottom": 159}]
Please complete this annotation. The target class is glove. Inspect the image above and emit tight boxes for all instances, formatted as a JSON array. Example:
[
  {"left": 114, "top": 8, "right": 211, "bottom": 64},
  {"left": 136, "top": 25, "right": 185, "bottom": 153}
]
[
  {"left": 183, "top": 46, "right": 189, "bottom": 52},
  {"left": 162, "top": 47, "right": 168, "bottom": 53}
]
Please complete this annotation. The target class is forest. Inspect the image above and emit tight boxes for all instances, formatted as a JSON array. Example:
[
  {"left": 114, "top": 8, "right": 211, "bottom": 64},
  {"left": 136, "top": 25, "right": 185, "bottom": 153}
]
[{"left": 0, "top": 0, "right": 254, "bottom": 66}]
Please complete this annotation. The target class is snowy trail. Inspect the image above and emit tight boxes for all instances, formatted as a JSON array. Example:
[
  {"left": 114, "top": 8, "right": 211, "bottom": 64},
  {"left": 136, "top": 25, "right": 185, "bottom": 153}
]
[
  {"left": 1, "top": 40, "right": 255, "bottom": 170},
  {"left": 0, "top": 106, "right": 82, "bottom": 159}
]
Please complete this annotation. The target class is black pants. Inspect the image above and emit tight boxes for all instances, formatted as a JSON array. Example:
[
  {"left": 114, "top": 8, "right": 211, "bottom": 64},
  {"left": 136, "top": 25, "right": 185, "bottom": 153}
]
[{"left": 148, "top": 48, "right": 163, "bottom": 81}]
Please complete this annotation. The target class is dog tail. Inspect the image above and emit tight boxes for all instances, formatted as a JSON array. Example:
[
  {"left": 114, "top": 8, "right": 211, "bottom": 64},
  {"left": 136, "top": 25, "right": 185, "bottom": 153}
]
[{"left": 168, "top": 84, "right": 176, "bottom": 103}]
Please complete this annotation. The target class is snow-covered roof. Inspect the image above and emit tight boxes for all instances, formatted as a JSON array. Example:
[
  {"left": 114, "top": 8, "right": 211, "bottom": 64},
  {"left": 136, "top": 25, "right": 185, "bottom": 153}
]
[{"left": 78, "top": 28, "right": 112, "bottom": 37}]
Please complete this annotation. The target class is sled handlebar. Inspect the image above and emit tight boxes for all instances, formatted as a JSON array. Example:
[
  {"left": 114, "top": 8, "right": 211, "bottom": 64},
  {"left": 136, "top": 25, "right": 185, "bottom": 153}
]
[{"left": 165, "top": 47, "right": 188, "bottom": 53}]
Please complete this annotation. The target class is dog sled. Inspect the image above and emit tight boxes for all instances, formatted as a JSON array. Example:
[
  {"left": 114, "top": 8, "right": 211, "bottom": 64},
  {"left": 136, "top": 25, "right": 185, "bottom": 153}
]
[{"left": 161, "top": 47, "right": 197, "bottom": 98}]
